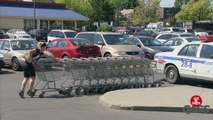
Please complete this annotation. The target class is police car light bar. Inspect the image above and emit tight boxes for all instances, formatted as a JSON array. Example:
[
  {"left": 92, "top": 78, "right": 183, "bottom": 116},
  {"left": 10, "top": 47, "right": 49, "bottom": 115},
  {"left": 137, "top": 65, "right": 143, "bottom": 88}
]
[{"left": 199, "top": 35, "right": 213, "bottom": 42}]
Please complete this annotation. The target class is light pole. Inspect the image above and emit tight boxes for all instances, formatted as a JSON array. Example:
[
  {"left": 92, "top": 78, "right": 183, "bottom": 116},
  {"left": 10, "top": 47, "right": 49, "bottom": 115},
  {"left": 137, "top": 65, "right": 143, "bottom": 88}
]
[{"left": 33, "top": 2, "right": 36, "bottom": 29}]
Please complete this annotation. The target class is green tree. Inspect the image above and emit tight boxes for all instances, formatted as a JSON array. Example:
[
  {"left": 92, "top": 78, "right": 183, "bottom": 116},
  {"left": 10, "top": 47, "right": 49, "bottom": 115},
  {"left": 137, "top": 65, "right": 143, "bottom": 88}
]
[
  {"left": 89, "top": 0, "right": 115, "bottom": 26},
  {"left": 131, "top": 0, "right": 160, "bottom": 25},
  {"left": 32, "top": 0, "right": 55, "bottom": 3},
  {"left": 174, "top": 0, "right": 190, "bottom": 8},
  {"left": 176, "top": 0, "right": 213, "bottom": 21},
  {"left": 63, "top": 0, "right": 92, "bottom": 17},
  {"left": 109, "top": 0, "right": 138, "bottom": 10}
]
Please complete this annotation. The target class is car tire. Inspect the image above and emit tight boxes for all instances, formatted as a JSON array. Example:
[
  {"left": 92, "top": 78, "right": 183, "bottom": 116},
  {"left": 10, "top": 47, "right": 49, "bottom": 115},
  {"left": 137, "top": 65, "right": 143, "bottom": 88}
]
[
  {"left": 165, "top": 65, "right": 180, "bottom": 84},
  {"left": 104, "top": 53, "right": 112, "bottom": 57},
  {"left": 12, "top": 57, "right": 22, "bottom": 71},
  {"left": 62, "top": 55, "right": 69, "bottom": 59}
]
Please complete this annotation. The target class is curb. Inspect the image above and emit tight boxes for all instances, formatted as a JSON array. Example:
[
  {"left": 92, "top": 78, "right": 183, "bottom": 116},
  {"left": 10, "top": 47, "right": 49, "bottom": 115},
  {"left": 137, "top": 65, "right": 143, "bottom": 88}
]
[{"left": 99, "top": 97, "right": 213, "bottom": 114}]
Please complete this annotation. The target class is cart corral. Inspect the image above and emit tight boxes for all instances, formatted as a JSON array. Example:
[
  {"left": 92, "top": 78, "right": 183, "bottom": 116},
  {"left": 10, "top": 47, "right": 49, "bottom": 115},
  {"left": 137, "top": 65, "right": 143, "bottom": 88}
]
[{"left": 33, "top": 57, "right": 164, "bottom": 98}]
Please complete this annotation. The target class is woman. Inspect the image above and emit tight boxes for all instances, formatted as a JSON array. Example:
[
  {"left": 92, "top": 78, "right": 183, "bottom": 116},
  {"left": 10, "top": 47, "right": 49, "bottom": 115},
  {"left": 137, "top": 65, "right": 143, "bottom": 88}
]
[{"left": 19, "top": 42, "right": 59, "bottom": 98}]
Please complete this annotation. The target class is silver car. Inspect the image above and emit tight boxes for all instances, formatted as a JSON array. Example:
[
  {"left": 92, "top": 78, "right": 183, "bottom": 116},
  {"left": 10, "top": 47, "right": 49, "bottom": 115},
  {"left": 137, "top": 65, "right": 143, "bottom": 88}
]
[
  {"left": 0, "top": 38, "right": 37, "bottom": 71},
  {"left": 0, "top": 54, "right": 4, "bottom": 71},
  {"left": 6, "top": 29, "right": 31, "bottom": 39},
  {"left": 75, "top": 32, "right": 145, "bottom": 57}
]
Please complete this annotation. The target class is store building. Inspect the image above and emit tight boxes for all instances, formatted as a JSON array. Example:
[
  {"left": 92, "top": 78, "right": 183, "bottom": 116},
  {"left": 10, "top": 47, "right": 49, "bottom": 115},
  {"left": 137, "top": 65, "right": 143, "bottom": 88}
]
[{"left": 0, "top": 0, "right": 88, "bottom": 31}]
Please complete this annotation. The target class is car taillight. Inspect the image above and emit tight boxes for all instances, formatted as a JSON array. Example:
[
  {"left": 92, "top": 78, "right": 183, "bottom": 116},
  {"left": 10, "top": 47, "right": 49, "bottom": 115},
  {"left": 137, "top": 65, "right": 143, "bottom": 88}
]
[
  {"left": 158, "top": 58, "right": 166, "bottom": 64},
  {"left": 94, "top": 46, "right": 100, "bottom": 52}
]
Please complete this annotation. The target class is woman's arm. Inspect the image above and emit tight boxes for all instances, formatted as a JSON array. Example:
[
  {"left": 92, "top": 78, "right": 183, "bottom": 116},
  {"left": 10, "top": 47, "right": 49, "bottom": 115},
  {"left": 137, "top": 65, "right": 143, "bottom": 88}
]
[{"left": 41, "top": 51, "right": 60, "bottom": 62}]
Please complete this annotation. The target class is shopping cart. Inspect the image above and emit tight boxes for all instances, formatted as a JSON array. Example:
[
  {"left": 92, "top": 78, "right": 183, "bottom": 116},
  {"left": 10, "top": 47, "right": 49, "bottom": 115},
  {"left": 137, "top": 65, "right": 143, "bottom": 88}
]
[
  {"left": 33, "top": 58, "right": 71, "bottom": 98},
  {"left": 62, "top": 56, "right": 163, "bottom": 96}
]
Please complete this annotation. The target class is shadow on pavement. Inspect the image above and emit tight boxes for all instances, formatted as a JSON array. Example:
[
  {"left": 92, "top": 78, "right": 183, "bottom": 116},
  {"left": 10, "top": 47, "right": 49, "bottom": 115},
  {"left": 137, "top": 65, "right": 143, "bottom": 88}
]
[
  {"left": 0, "top": 69, "right": 16, "bottom": 75},
  {"left": 177, "top": 79, "right": 213, "bottom": 89}
]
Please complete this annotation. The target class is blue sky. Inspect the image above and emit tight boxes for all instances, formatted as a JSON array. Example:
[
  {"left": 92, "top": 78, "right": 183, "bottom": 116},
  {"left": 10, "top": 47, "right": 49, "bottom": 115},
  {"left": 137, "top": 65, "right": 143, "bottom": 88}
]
[
  {"left": 23, "top": 0, "right": 175, "bottom": 7},
  {"left": 160, "top": 0, "right": 175, "bottom": 7}
]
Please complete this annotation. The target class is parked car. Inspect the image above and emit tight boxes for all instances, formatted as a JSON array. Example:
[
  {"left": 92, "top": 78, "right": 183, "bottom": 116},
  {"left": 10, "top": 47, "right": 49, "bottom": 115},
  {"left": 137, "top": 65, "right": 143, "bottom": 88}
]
[
  {"left": 0, "top": 38, "right": 37, "bottom": 71},
  {"left": 47, "top": 38, "right": 102, "bottom": 58},
  {"left": 154, "top": 38, "right": 213, "bottom": 83},
  {"left": 47, "top": 29, "right": 77, "bottom": 42},
  {"left": 6, "top": 29, "right": 31, "bottom": 39},
  {"left": 75, "top": 32, "right": 145, "bottom": 57},
  {"left": 129, "top": 36, "right": 173, "bottom": 59},
  {"left": 155, "top": 33, "right": 195, "bottom": 43},
  {"left": 0, "top": 29, "right": 9, "bottom": 39},
  {"left": 163, "top": 37, "right": 199, "bottom": 49},
  {"left": 0, "top": 54, "right": 5, "bottom": 71},
  {"left": 115, "top": 30, "right": 134, "bottom": 37},
  {"left": 160, "top": 27, "right": 185, "bottom": 33},
  {"left": 193, "top": 29, "right": 209, "bottom": 36},
  {"left": 28, "top": 29, "right": 49, "bottom": 42}
]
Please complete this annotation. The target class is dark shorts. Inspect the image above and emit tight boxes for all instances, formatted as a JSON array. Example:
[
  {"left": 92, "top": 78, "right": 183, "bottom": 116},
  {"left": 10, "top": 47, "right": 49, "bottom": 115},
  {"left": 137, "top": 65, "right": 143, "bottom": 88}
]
[{"left": 22, "top": 61, "right": 36, "bottom": 78}]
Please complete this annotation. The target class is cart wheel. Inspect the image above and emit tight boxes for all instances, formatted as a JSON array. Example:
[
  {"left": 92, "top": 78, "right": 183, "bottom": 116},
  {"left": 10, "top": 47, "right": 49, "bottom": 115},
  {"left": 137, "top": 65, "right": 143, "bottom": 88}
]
[
  {"left": 83, "top": 88, "right": 89, "bottom": 95},
  {"left": 100, "top": 87, "right": 107, "bottom": 94},
  {"left": 97, "top": 87, "right": 104, "bottom": 94},
  {"left": 75, "top": 87, "right": 81, "bottom": 96},
  {"left": 88, "top": 88, "right": 95, "bottom": 94},
  {"left": 65, "top": 88, "right": 72, "bottom": 97},
  {"left": 58, "top": 89, "right": 63, "bottom": 94},
  {"left": 39, "top": 94, "right": 44, "bottom": 98},
  {"left": 33, "top": 89, "right": 37, "bottom": 93}
]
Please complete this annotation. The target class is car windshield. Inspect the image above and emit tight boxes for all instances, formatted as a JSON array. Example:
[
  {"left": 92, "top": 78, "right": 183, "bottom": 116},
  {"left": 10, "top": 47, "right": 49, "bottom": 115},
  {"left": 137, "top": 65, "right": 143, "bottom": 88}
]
[
  {"left": 70, "top": 39, "right": 92, "bottom": 46},
  {"left": 103, "top": 34, "right": 132, "bottom": 45},
  {"left": 185, "top": 37, "right": 199, "bottom": 42},
  {"left": 139, "top": 37, "right": 162, "bottom": 46},
  {"left": 38, "top": 30, "right": 49, "bottom": 35},
  {"left": 10, "top": 40, "right": 37, "bottom": 50},
  {"left": 65, "top": 31, "right": 77, "bottom": 38}
]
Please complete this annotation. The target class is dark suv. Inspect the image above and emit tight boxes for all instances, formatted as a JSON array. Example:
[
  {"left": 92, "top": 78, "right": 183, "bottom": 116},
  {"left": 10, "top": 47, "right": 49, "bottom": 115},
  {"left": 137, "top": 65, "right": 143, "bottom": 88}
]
[
  {"left": 28, "top": 29, "right": 49, "bottom": 42},
  {"left": 0, "top": 29, "right": 9, "bottom": 39}
]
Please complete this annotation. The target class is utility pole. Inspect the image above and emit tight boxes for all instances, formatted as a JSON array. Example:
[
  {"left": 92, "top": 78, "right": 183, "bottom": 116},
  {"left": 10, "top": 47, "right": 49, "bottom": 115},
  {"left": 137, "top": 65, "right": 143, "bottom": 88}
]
[{"left": 33, "top": 2, "right": 36, "bottom": 29}]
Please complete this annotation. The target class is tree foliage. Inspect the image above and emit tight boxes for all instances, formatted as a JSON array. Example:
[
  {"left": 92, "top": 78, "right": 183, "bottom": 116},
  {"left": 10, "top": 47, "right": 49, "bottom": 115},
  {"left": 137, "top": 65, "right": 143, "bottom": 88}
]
[
  {"left": 109, "top": 0, "right": 139, "bottom": 10},
  {"left": 174, "top": 0, "right": 190, "bottom": 8},
  {"left": 175, "top": 0, "right": 213, "bottom": 21},
  {"left": 131, "top": 0, "right": 160, "bottom": 25},
  {"left": 88, "top": 0, "right": 115, "bottom": 25},
  {"left": 32, "top": 0, "right": 55, "bottom": 3}
]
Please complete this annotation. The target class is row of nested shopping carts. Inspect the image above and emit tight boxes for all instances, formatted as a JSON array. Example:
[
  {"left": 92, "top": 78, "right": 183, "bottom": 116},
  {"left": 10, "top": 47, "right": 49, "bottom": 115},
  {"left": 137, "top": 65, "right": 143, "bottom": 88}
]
[{"left": 33, "top": 57, "right": 164, "bottom": 98}]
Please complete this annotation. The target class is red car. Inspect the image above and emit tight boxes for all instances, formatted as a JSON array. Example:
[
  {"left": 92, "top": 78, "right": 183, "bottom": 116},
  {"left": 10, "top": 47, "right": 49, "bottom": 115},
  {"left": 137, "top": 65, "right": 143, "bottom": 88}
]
[{"left": 47, "top": 38, "right": 102, "bottom": 58}]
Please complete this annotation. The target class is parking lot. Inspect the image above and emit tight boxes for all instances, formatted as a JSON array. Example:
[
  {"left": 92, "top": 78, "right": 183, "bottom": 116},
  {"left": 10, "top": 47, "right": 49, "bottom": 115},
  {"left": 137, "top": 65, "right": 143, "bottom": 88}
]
[{"left": 0, "top": 68, "right": 212, "bottom": 120}]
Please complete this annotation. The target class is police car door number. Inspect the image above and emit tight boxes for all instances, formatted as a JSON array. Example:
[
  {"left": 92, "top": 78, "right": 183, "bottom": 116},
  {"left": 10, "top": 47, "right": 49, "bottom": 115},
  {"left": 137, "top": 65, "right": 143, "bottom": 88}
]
[{"left": 181, "top": 59, "right": 192, "bottom": 68}]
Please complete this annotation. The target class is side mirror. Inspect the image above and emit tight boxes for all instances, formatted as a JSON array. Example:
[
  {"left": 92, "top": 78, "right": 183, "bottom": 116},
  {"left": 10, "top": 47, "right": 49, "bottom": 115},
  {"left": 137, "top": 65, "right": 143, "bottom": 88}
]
[
  {"left": 137, "top": 44, "right": 141, "bottom": 48},
  {"left": 210, "top": 55, "right": 213, "bottom": 59},
  {"left": 97, "top": 41, "right": 105, "bottom": 46}
]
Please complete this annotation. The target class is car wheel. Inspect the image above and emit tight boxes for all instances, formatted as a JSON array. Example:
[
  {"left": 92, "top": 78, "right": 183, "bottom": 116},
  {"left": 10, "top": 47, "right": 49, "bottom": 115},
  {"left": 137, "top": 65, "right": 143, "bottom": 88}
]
[
  {"left": 62, "top": 55, "right": 69, "bottom": 59},
  {"left": 165, "top": 65, "right": 180, "bottom": 84},
  {"left": 12, "top": 57, "right": 22, "bottom": 71},
  {"left": 104, "top": 53, "right": 112, "bottom": 57}
]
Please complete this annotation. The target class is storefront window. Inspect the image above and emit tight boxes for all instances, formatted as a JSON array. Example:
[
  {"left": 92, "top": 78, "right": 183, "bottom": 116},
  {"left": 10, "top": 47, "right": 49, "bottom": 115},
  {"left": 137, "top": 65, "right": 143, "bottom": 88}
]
[
  {"left": 63, "top": 21, "right": 75, "bottom": 30},
  {"left": 40, "top": 20, "right": 48, "bottom": 30},
  {"left": 24, "top": 19, "right": 37, "bottom": 31},
  {"left": 50, "top": 21, "right": 62, "bottom": 29}
]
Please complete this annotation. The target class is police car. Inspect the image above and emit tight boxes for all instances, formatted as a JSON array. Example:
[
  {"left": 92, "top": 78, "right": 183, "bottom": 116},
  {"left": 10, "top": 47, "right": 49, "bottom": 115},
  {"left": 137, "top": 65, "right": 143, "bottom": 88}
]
[{"left": 154, "top": 36, "right": 213, "bottom": 83}]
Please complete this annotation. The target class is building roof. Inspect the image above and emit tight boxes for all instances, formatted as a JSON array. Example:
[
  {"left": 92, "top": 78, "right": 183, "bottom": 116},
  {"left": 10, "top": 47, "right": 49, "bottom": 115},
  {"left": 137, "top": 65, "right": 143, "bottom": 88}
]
[{"left": 0, "top": 1, "right": 88, "bottom": 20}]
